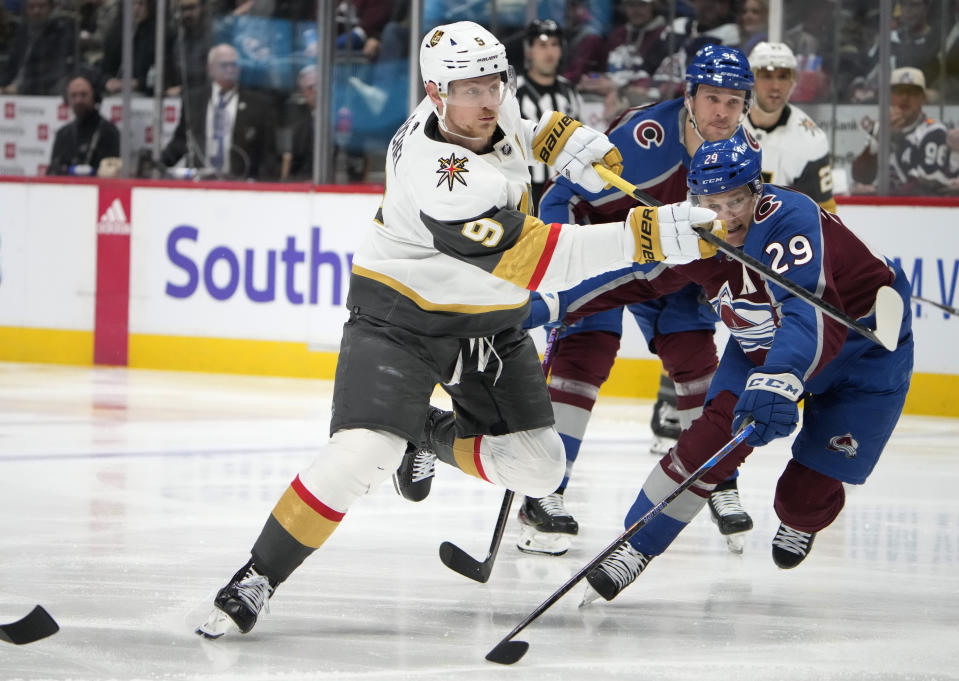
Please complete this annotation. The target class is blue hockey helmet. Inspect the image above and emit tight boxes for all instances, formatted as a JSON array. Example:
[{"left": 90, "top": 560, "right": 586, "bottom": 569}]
[
  {"left": 687, "top": 128, "right": 763, "bottom": 196},
  {"left": 685, "top": 44, "right": 754, "bottom": 102}
]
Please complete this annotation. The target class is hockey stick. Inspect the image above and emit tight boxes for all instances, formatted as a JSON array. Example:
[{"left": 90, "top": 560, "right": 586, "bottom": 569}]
[
  {"left": 438, "top": 328, "right": 563, "bottom": 583},
  {"left": 911, "top": 295, "right": 959, "bottom": 316},
  {"left": 485, "top": 422, "right": 754, "bottom": 665},
  {"left": 593, "top": 165, "right": 903, "bottom": 352},
  {"left": 0, "top": 605, "right": 59, "bottom": 645}
]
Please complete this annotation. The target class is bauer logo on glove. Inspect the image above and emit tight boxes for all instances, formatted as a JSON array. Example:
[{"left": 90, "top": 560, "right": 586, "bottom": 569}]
[
  {"left": 626, "top": 201, "right": 722, "bottom": 265},
  {"left": 532, "top": 111, "right": 623, "bottom": 194}
]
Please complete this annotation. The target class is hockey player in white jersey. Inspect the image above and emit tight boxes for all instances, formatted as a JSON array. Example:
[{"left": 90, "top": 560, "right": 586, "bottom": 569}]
[
  {"left": 743, "top": 41, "right": 837, "bottom": 212},
  {"left": 195, "top": 21, "right": 723, "bottom": 639}
]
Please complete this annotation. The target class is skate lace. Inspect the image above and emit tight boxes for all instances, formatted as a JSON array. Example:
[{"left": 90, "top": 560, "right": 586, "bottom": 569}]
[
  {"left": 410, "top": 449, "right": 436, "bottom": 483},
  {"left": 710, "top": 488, "right": 746, "bottom": 518},
  {"left": 599, "top": 544, "right": 649, "bottom": 589},
  {"left": 234, "top": 570, "right": 272, "bottom": 616},
  {"left": 538, "top": 493, "right": 572, "bottom": 519},
  {"left": 772, "top": 525, "right": 813, "bottom": 556}
]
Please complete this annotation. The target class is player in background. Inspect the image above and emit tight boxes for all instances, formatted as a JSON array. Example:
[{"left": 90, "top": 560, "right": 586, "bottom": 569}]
[
  {"left": 195, "top": 21, "right": 721, "bottom": 639},
  {"left": 851, "top": 66, "right": 959, "bottom": 195},
  {"left": 742, "top": 41, "right": 837, "bottom": 212},
  {"left": 545, "top": 133, "right": 912, "bottom": 603},
  {"left": 515, "top": 19, "right": 584, "bottom": 213},
  {"left": 514, "top": 44, "right": 755, "bottom": 558}
]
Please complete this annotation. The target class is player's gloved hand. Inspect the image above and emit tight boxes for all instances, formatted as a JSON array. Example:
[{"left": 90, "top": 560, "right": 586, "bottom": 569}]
[
  {"left": 524, "top": 291, "right": 565, "bottom": 329},
  {"left": 625, "top": 201, "right": 724, "bottom": 265},
  {"left": 532, "top": 111, "right": 623, "bottom": 194},
  {"left": 731, "top": 365, "right": 803, "bottom": 447}
]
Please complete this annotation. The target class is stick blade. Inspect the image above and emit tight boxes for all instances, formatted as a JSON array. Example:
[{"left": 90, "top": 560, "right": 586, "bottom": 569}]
[
  {"left": 873, "top": 285, "right": 904, "bottom": 351},
  {"left": 438, "top": 541, "right": 490, "bottom": 583},
  {"left": 0, "top": 606, "right": 59, "bottom": 645},
  {"left": 485, "top": 639, "right": 529, "bottom": 665}
]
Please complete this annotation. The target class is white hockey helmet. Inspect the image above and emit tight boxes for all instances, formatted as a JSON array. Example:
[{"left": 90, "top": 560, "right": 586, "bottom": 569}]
[
  {"left": 420, "top": 21, "right": 509, "bottom": 95},
  {"left": 748, "top": 42, "right": 798, "bottom": 72}
]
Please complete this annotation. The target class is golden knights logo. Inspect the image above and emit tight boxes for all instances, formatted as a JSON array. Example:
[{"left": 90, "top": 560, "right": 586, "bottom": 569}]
[
  {"left": 428, "top": 30, "right": 444, "bottom": 47},
  {"left": 436, "top": 153, "right": 469, "bottom": 190},
  {"left": 828, "top": 433, "right": 859, "bottom": 459}
]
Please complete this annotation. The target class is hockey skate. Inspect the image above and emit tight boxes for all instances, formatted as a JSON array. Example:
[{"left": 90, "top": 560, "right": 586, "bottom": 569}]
[
  {"left": 771, "top": 523, "right": 816, "bottom": 569},
  {"left": 392, "top": 406, "right": 446, "bottom": 502},
  {"left": 707, "top": 477, "right": 754, "bottom": 554},
  {"left": 196, "top": 559, "right": 276, "bottom": 639},
  {"left": 649, "top": 397, "right": 681, "bottom": 456},
  {"left": 580, "top": 543, "right": 652, "bottom": 605},
  {"left": 516, "top": 491, "right": 578, "bottom": 556}
]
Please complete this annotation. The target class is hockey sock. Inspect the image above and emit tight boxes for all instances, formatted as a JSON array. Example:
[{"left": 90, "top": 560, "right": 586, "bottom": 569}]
[
  {"left": 547, "top": 330, "right": 620, "bottom": 490},
  {"left": 654, "top": 329, "right": 718, "bottom": 429},
  {"left": 251, "top": 475, "right": 344, "bottom": 584},
  {"left": 773, "top": 459, "right": 846, "bottom": 533}
]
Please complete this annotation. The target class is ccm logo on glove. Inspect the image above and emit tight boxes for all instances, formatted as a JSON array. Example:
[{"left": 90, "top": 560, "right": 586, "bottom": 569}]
[{"left": 745, "top": 373, "right": 802, "bottom": 400}]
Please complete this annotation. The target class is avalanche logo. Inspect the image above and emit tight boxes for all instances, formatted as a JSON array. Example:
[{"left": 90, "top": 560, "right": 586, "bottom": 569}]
[
  {"left": 828, "top": 433, "right": 859, "bottom": 459},
  {"left": 634, "top": 120, "right": 664, "bottom": 149},
  {"left": 710, "top": 281, "right": 777, "bottom": 351},
  {"left": 754, "top": 194, "right": 782, "bottom": 223},
  {"left": 436, "top": 153, "right": 469, "bottom": 191},
  {"left": 742, "top": 126, "right": 761, "bottom": 152}
]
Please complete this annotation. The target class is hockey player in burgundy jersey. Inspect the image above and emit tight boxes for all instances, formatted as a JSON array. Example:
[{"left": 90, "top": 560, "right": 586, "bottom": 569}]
[
  {"left": 552, "top": 132, "right": 914, "bottom": 603},
  {"left": 516, "top": 44, "right": 755, "bottom": 557}
]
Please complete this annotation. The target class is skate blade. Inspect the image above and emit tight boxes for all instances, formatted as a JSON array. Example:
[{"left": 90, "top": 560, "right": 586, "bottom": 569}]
[
  {"left": 515, "top": 525, "right": 571, "bottom": 556},
  {"left": 195, "top": 608, "right": 237, "bottom": 639},
  {"left": 578, "top": 583, "right": 603, "bottom": 608},
  {"left": 725, "top": 533, "right": 746, "bottom": 554},
  {"left": 649, "top": 436, "right": 677, "bottom": 457}
]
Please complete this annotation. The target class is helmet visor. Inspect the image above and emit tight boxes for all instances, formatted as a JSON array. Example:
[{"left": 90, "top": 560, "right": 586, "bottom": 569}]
[
  {"left": 445, "top": 68, "right": 516, "bottom": 107},
  {"left": 689, "top": 185, "right": 756, "bottom": 223}
]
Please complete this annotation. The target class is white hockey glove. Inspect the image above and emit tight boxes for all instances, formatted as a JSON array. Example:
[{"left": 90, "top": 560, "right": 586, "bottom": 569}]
[
  {"left": 532, "top": 111, "right": 623, "bottom": 194},
  {"left": 625, "top": 201, "right": 724, "bottom": 265}
]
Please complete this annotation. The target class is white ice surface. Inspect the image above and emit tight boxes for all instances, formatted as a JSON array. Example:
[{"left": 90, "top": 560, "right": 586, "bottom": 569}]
[{"left": 0, "top": 362, "right": 957, "bottom": 680}]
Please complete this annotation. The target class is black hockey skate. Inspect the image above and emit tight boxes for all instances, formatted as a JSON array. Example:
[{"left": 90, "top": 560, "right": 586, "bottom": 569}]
[
  {"left": 516, "top": 491, "right": 579, "bottom": 556},
  {"left": 649, "top": 396, "right": 682, "bottom": 456},
  {"left": 581, "top": 543, "right": 652, "bottom": 605},
  {"left": 196, "top": 559, "right": 276, "bottom": 638},
  {"left": 392, "top": 406, "right": 446, "bottom": 502},
  {"left": 771, "top": 523, "right": 816, "bottom": 569},
  {"left": 707, "top": 477, "right": 754, "bottom": 554}
]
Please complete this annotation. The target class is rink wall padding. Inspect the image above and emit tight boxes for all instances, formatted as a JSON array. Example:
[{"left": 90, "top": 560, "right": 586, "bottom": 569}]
[{"left": 0, "top": 178, "right": 956, "bottom": 418}]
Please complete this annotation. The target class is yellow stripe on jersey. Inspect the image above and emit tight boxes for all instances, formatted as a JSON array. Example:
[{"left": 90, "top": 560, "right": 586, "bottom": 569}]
[
  {"left": 351, "top": 264, "right": 529, "bottom": 313},
  {"left": 451, "top": 437, "right": 490, "bottom": 482},
  {"left": 820, "top": 197, "right": 838, "bottom": 213},
  {"left": 490, "top": 215, "right": 555, "bottom": 288}
]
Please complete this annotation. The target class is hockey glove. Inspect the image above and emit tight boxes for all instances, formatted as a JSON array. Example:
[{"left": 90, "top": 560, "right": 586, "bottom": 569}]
[
  {"left": 525, "top": 291, "right": 565, "bottom": 329},
  {"left": 732, "top": 365, "right": 803, "bottom": 447},
  {"left": 626, "top": 202, "right": 724, "bottom": 265},
  {"left": 532, "top": 111, "right": 623, "bottom": 194}
]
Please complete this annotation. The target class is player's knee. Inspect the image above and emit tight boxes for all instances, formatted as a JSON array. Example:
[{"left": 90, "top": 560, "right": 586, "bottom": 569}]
[
  {"left": 298, "top": 428, "right": 406, "bottom": 510},
  {"left": 489, "top": 427, "right": 565, "bottom": 497}
]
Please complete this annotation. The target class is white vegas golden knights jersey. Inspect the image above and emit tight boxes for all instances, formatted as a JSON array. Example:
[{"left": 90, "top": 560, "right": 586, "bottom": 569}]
[
  {"left": 348, "top": 95, "right": 633, "bottom": 337},
  {"left": 744, "top": 103, "right": 837, "bottom": 212}
]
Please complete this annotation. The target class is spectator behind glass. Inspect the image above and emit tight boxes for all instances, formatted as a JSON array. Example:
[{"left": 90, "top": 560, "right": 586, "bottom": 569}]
[
  {"left": 160, "top": 43, "right": 279, "bottom": 180},
  {"left": 850, "top": 0, "right": 942, "bottom": 103},
  {"left": 562, "top": 0, "right": 609, "bottom": 89},
  {"left": 334, "top": 0, "right": 392, "bottom": 61},
  {"left": 164, "top": 0, "right": 212, "bottom": 96},
  {"left": 588, "top": 0, "right": 669, "bottom": 113},
  {"left": 101, "top": 0, "right": 156, "bottom": 95},
  {"left": 738, "top": 0, "right": 767, "bottom": 56},
  {"left": 0, "top": 0, "right": 75, "bottom": 95},
  {"left": 47, "top": 70, "right": 121, "bottom": 176},
  {"left": 286, "top": 64, "right": 315, "bottom": 181},
  {"left": 650, "top": 0, "right": 740, "bottom": 100},
  {"left": 515, "top": 19, "right": 584, "bottom": 210},
  {"left": 851, "top": 67, "right": 959, "bottom": 195},
  {"left": 944, "top": 0, "right": 959, "bottom": 99},
  {"left": 76, "top": 0, "right": 121, "bottom": 68}
]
